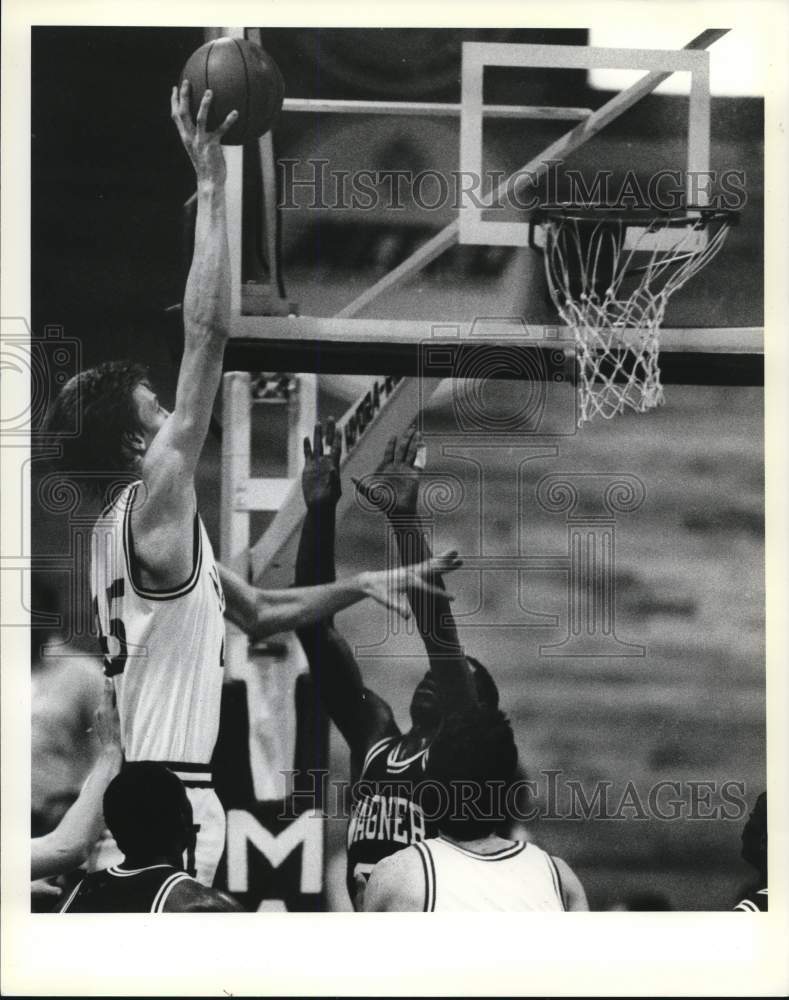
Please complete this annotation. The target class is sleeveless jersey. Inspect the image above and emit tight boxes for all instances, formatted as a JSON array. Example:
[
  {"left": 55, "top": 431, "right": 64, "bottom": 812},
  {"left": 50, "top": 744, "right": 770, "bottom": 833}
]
[
  {"left": 59, "top": 864, "right": 195, "bottom": 913},
  {"left": 413, "top": 838, "right": 566, "bottom": 911},
  {"left": 91, "top": 482, "right": 226, "bottom": 764},
  {"left": 346, "top": 735, "right": 436, "bottom": 903},
  {"left": 733, "top": 886, "right": 768, "bottom": 911}
]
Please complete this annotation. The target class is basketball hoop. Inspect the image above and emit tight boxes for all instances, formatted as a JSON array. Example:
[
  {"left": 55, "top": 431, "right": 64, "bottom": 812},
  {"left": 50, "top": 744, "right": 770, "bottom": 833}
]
[{"left": 529, "top": 204, "right": 738, "bottom": 425}]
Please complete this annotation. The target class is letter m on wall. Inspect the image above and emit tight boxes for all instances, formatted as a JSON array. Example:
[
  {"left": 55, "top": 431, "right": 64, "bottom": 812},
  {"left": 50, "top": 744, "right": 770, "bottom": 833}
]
[{"left": 225, "top": 808, "right": 324, "bottom": 908}]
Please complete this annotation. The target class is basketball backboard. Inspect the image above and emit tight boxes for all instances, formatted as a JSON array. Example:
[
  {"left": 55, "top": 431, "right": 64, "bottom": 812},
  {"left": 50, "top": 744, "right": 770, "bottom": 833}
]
[{"left": 207, "top": 27, "right": 762, "bottom": 386}]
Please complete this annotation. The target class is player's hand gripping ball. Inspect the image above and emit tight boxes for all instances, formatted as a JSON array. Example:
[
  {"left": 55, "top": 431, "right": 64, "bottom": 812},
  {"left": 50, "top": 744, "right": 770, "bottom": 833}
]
[{"left": 181, "top": 37, "right": 285, "bottom": 145}]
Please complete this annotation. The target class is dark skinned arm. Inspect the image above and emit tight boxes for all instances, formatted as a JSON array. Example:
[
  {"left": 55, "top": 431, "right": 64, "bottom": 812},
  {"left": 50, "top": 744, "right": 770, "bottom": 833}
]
[
  {"left": 295, "top": 421, "right": 399, "bottom": 770},
  {"left": 353, "top": 428, "right": 476, "bottom": 714},
  {"left": 164, "top": 880, "right": 244, "bottom": 912}
]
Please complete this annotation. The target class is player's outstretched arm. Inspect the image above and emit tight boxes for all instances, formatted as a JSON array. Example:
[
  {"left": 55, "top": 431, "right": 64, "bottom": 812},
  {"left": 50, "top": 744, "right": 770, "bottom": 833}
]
[
  {"left": 552, "top": 856, "right": 589, "bottom": 911},
  {"left": 132, "top": 83, "right": 237, "bottom": 586},
  {"left": 31, "top": 682, "right": 123, "bottom": 881},
  {"left": 363, "top": 849, "right": 425, "bottom": 912},
  {"left": 353, "top": 428, "right": 476, "bottom": 712},
  {"left": 217, "top": 551, "right": 460, "bottom": 639},
  {"left": 294, "top": 422, "right": 399, "bottom": 764}
]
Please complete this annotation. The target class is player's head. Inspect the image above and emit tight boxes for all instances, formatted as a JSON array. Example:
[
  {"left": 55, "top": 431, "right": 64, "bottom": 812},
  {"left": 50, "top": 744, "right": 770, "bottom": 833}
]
[
  {"left": 423, "top": 706, "right": 519, "bottom": 841},
  {"left": 409, "top": 656, "right": 499, "bottom": 730},
  {"left": 103, "top": 762, "right": 194, "bottom": 864},
  {"left": 45, "top": 360, "right": 169, "bottom": 495},
  {"left": 740, "top": 790, "right": 767, "bottom": 876}
]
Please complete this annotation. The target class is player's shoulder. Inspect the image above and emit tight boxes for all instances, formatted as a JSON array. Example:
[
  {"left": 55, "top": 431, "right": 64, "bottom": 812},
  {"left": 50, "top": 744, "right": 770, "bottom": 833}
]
[
  {"left": 40, "top": 646, "right": 103, "bottom": 685},
  {"left": 163, "top": 877, "right": 243, "bottom": 912},
  {"left": 361, "top": 690, "right": 399, "bottom": 740},
  {"left": 359, "top": 727, "right": 399, "bottom": 773},
  {"left": 547, "top": 853, "right": 589, "bottom": 911},
  {"left": 97, "top": 480, "right": 139, "bottom": 521},
  {"left": 364, "top": 846, "right": 425, "bottom": 912},
  {"left": 63, "top": 651, "right": 105, "bottom": 689}
]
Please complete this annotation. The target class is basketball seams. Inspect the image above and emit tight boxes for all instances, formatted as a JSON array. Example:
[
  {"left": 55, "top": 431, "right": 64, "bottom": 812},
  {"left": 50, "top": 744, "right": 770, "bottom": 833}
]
[
  {"left": 231, "top": 37, "right": 251, "bottom": 146},
  {"left": 203, "top": 42, "right": 213, "bottom": 126},
  {"left": 182, "top": 37, "right": 283, "bottom": 146}
]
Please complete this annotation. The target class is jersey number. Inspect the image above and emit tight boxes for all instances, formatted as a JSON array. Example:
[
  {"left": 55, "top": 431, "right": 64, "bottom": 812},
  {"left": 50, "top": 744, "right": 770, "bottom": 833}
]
[{"left": 95, "top": 578, "right": 129, "bottom": 677}]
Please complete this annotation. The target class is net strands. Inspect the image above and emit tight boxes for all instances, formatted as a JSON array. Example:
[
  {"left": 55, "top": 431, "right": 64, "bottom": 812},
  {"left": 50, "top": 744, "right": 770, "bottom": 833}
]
[{"left": 539, "top": 210, "right": 733, "bottom": 424}]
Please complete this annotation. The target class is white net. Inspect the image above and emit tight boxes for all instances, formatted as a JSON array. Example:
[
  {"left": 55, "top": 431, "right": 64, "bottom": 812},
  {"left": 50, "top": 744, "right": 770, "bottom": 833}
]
[{"left": 538, "top": 210, "right": 734, "bottom": 425}]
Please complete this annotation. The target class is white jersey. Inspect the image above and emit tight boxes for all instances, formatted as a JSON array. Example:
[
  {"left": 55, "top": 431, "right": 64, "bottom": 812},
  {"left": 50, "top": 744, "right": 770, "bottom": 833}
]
[
  {"left": 414, "top": 838, "right": 566, "bottom": 912},
  {"left": 91, "top": 481, "right": 226, "bottom": 765}
]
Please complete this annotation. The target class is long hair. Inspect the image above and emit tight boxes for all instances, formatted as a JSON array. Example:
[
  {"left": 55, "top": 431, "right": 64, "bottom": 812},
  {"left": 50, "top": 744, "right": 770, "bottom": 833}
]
[{"left": 45, "top": 360, "right": 149, "bottom": 496}]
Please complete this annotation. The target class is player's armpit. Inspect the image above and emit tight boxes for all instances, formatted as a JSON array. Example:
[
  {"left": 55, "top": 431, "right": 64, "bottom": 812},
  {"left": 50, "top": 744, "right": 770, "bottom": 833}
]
[
  {"left": 127, "top": 480, "right": 199, "bottom": 592},
  {"left": 552, "top": 856, "right": 589, "bottom": 912},
  {"left": 363, "top": 849, "right": 424, "bottom": 912},
  {"left": 164, "top": 879, "right": 244, "bottom": 912}
]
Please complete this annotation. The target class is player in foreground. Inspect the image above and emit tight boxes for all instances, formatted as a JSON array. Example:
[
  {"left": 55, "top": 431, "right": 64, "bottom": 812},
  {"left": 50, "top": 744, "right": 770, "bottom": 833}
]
[
  {"left": 295, "top": 423, "right": 498, "bottom": 908},
  {"left": 59, "top": 763, "right": 242, "bottom": 912},
  {"left": 31, "top": 573, "right": 104, "bottom": 838},
  {"left": 45, "top": 84, "right": 458, "bottom": 886},
  {"left": 364, "top": 707, "right": 589, "bottom": 912},
  {"left": 733, "top": 791, "right": 767, "bottom": 911},
  {"left": 32, "top": 681, "right": 122, "bottom": 890}
]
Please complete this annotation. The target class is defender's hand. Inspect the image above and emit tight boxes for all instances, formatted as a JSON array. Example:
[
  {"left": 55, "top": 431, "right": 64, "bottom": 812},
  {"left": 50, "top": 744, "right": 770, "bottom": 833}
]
[
  {"left": 171, "top": 81, "right": 237, "bottom": 185},
  {"left": 302, "top": 419, "right": 342, "bottom": 509},
  {"left": 362, "top": 550, "right": 462, "bottom": 620},
  {"left": 352, "top": 427, "right": 423, "bottom": 519}
]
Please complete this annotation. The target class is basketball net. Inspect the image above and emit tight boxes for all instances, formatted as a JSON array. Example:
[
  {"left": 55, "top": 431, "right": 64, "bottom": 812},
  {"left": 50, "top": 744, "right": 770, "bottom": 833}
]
[{"left": 538, "top": 211, "right": 734, "bottom": 425}]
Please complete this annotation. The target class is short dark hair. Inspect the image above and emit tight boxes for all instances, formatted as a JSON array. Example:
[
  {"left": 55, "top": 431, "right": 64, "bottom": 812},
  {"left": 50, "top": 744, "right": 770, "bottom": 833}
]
[
  {"left": 103, "top": 762, "right": 192, "bottom": 860},
  {"left": 45, "top": 360, "right": 150, "bottom": 495},
  {"left": 424, "top": 707, "right": 519, "bottom": 841}
]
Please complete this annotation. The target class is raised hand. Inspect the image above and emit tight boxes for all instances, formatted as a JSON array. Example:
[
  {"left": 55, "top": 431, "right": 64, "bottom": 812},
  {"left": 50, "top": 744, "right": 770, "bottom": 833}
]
[
  {"left": 170, "top": 80, "right": 237, "bottom": 185},
  {"left": 302, "top": 419, "right": 342, "bottom": 509},
  {"left": 352, "top": 426, "right": 423, "bottom": 519},
  {"left": 363, "top": 550, "right": 462, "bottom": 619}
]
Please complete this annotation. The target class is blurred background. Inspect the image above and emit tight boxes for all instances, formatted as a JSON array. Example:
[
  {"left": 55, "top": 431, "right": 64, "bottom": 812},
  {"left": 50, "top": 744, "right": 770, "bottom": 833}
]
[{"left": 31, "top": 26, "right": 764, "bottom": 911}]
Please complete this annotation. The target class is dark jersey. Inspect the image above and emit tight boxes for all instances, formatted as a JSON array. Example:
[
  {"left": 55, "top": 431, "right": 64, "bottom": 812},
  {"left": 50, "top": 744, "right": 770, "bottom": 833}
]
[
  {"left": 59, "top": 864, "right": 196, "bottom": 913},
  {"left": 346, "top": 735, "right": 438, "bottom": 906},
  {"left": 733, "top": 886, "right": 768, "bottom": 912}
]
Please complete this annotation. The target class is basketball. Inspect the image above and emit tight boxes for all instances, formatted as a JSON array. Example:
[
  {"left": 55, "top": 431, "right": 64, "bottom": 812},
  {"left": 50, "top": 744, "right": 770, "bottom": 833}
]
[{"left": 181, "top": 37, "right": 285, "bottom": 145}]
